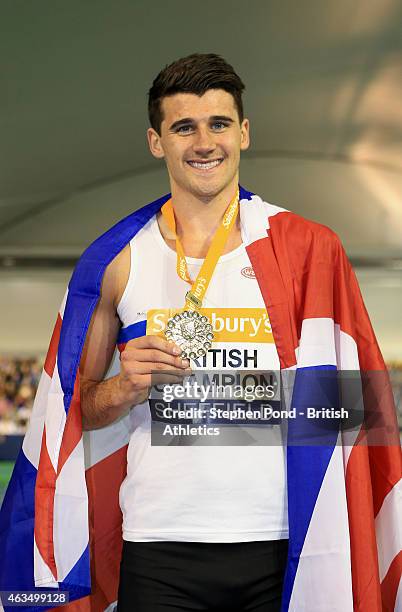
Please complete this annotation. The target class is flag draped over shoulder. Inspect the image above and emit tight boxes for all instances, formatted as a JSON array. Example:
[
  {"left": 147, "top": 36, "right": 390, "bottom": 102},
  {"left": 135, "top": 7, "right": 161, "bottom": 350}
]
[
  {"left": 245, "top": 202, "right": 402, "bottom": 611},
  {"left": 0, "top": 187, "right": 401, "bottom": 612}
]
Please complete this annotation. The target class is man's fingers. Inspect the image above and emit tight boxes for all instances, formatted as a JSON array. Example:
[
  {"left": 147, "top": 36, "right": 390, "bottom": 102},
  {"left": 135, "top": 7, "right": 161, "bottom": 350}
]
[
  {"left": 131, "top": 372, "right": 190, "bottom": 388},
  {"left": 125, "top": 361, "right": 192, "bottom": 376},
  {"left": 151, "top": 372, "right": 191, "bottom": 385},
  {"left": 122, "top": 348, "right": 190, "bottom": 369},
  {"left": 125, "top": 335, "right": 182, "bottom": 356},
  {"left": 120, "top": 336, "right": 192, "bottom": 395}
]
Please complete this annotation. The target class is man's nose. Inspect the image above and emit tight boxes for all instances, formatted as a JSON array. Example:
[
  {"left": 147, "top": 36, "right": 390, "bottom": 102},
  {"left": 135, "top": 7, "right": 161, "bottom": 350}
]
[{"left": 192, "top": 127, "right": 216, "bottom": 154}]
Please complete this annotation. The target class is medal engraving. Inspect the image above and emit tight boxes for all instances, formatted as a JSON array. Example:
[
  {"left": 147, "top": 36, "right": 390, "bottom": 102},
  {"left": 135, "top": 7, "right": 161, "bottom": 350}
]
[{"left": 165, "top": 311, "right": 214, "bottom": 359}]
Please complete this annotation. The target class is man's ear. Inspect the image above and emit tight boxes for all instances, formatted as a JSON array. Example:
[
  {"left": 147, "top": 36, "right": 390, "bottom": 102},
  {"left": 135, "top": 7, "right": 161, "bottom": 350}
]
[
  {"left": 147, "top": 128, "right": 165, "bottom": 159},
  {"left": 240, "top": 118, "right": 250, "bottom": 151}
]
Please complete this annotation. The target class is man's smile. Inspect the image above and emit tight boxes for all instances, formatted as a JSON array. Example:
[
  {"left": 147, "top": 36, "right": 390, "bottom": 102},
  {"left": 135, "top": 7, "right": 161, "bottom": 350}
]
[{"left": 186, "top": 158, "right": 224, "bottom": 171}]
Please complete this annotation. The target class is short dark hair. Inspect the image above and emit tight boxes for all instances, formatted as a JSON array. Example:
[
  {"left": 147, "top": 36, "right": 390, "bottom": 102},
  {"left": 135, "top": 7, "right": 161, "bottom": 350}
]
[{"left": 148, "top": 53, "right": 245, "bottom": 134}]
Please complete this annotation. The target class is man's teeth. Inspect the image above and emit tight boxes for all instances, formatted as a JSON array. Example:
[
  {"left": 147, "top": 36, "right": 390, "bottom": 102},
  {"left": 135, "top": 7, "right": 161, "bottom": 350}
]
[{"left": 187, "top": 159, "right": 222, "bottom": 170}]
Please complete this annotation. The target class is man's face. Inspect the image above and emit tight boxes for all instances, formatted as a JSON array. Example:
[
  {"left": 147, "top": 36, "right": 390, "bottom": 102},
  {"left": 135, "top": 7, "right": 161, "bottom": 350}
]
[{"left": 147, "top": 89, "right": 250, "bottom": 200}]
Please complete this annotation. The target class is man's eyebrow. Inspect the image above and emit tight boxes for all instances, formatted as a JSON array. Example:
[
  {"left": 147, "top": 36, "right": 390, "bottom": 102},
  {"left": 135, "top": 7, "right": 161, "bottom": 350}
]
[
  {"left": 169, "top": 118, "right": 194, "bottom": 131},
  {"left": 169, "top": 115, "right": 235, "bottom": 131},
  {"left": 210, "top": 115, "right": 234, "bottom": 123}
]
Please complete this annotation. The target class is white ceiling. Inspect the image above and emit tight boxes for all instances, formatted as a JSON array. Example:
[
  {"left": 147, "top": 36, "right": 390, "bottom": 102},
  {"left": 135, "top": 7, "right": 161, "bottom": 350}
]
[{"left": 1, "top": 0, "right": 402, "bottom": 258}]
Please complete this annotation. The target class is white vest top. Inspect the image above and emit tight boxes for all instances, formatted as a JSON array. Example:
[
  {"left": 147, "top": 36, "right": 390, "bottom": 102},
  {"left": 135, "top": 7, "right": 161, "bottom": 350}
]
[{"left": 117, "top": 212, "right": 289, "bottom": 542}]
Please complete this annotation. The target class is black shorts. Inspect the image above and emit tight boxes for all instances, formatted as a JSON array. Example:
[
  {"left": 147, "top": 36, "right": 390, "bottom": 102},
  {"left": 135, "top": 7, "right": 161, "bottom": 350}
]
[{"left": 117, "top": 539, "right": 288, "bottom": 612}]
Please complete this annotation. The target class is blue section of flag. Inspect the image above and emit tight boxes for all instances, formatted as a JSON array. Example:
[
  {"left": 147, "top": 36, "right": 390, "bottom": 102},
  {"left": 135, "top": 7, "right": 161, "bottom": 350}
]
[
  {"left": 281, "top": 365, "right": 339, "bottom": 611},
  {"left": 0, "top": 453, "right": 91, "bottom": 612},
  {"left": 59, "top": 544, "right": 91, "bottom": 596},
  {"left": 0, "top": 451, "right": 36, "bottom": 593},
  {"left": 239, "top": 185, "right": 254, "bottom": 201}
]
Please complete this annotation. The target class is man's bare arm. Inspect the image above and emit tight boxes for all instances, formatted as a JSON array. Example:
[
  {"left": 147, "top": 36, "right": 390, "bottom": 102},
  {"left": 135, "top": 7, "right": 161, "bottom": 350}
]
[{"left": 79, "top": 245, "right": 191, "bottom": 430}]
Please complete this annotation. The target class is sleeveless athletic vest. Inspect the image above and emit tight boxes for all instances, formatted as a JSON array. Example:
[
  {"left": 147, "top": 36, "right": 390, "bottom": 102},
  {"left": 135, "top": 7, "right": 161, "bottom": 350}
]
[{"left": 117, "top": 209, "right": 289, "bottom": 542}]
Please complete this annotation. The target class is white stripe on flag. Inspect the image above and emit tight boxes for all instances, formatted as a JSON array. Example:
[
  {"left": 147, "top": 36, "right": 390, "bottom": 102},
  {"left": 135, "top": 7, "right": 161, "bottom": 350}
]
[
  {"left": 105, "top": 349, "right": 121, "bottom": 379},
  {"left": 44, "top": 357, "right": 66, "bottom": 473},
  {"left": 53, "top": 439, "right": 89, "bottom": 582},
  {"left": 83, "top": 414, "right": 130, "bottom": 470},
  {"left": 297, "top": 318, "right": 337, "bottom": 367},
  {"left": 22, "top": 369, "right": 52, "bottom": 470},
  {"left": 240, "top": 195, "right": 286, "bottom": 246},
  {"left": 33, "top": 539, "right": 58, "bottom": 588},
  {"left": 335, "top": 324, "right": 360, "bottom": 371},
  {"left": 59, "top": 289, "right": 68, "bottom": 318},
  {"left": 375, "top": 478, "right": 402, "bottom": 582}
]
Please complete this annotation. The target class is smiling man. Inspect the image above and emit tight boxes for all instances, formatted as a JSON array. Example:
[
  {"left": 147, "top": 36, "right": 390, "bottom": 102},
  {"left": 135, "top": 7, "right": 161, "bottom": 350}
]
[
  {"left": 79, "top": 54, "right": 290, "bottom": 611},
  {"left": 1, "top": 53, "right": 400, "bottom": 612}
]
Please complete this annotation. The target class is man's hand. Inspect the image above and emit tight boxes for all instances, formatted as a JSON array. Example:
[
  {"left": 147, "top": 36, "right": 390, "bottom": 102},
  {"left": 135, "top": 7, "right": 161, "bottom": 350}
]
[
  {"left": 117, "top": 335, "right": 192, "bottom": 407},
  {"left": 81, "top": 335, "right": 191, "bottom": 431}
]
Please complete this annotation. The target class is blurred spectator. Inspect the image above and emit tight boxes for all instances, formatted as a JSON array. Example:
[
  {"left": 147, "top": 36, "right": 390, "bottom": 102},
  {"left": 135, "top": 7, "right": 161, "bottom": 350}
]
[{"left": 0, "top": 357, "right": 43, "bottom": 434}]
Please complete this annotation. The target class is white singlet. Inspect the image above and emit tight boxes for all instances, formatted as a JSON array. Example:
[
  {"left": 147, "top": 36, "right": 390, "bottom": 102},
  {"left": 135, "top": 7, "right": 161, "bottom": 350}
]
[{"left": 117, "top": 210, "right": 289, "bottom": 542}]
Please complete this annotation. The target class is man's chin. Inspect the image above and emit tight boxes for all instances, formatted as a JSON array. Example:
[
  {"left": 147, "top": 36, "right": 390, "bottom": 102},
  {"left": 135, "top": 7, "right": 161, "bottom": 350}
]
[{"left": 189, "top": 177, "right": 235, "bottom": 201}]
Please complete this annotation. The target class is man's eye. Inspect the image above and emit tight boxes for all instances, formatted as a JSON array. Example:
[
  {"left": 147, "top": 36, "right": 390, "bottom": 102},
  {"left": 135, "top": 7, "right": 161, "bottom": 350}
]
[
  {"left": 176, "top": 125, "right": 193, "bottom": 133},
  {"left": 212, "top": 122, "right": 226, "bottom": 130}
]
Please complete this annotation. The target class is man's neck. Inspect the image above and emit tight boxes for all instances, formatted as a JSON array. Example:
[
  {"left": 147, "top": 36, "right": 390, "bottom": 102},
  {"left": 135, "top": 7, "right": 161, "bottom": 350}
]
[
  {"left": 157, "top": 181, "right": 242, "bottom": 258},
  {"left": 170, "top": 182, "right": 239, "bottom": 239}
]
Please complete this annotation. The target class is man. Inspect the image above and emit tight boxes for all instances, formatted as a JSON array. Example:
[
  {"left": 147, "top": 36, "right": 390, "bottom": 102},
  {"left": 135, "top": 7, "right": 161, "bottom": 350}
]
[
  {"left": 80, "top": 54, "right": 289, "bottom": 611},
  {"left": 0, "top": 53, "right": 401, "bottom": 612}
]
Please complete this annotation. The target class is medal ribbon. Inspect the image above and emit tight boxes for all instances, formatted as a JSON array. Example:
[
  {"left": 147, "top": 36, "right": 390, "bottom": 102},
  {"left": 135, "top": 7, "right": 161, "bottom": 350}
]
[{"left": 160, "top": 189, "right": 239, "bottom": 311}]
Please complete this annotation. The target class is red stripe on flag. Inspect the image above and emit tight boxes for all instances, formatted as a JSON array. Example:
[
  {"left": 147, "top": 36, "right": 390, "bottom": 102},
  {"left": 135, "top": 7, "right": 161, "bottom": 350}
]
[
  {"left": 345, "top": 444, "right": 382, "bottom": 611},
  {"left": 34, "top": 427, "right": 58, "bottom": 581},
  {"left": 57, "top": 371, "right": 83, "bottom": 475},
  {"left": 381, "top": 551, "right": 402, "bottom": 611},
  {"left": 44, "top": 315, "right": 62, "bottom": 378},
  {"left": 246, "top": 237, "right": 298, "bottom": 369},
  {"left": 352, "top": 370, "right": 402, "bottom": 516},
  {"left": 85, "top": 446, "right": 128, "bottom": 609},
  {"left": 266, "top": 212, "right": 341, "bottom": 343},
  {"left": 370, "top": 445, "right": 402, "bottom": 518}
]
